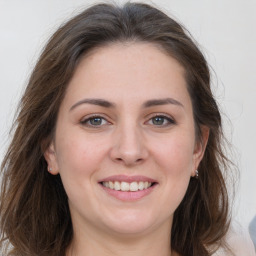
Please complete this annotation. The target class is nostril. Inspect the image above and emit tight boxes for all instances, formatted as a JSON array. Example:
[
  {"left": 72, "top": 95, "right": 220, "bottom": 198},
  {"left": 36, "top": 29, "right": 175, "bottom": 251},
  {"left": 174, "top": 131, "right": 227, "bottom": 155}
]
[{"left": 114, "top": 157, "right": 143, "bottom": 165}]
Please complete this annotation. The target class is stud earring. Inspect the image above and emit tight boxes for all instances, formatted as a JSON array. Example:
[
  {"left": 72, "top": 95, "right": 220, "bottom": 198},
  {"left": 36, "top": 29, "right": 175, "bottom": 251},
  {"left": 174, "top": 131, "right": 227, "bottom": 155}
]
[
  {"left": 48, "top": 167, "right": 53, "bottom": 173},
  {"left": 195, "top": 170, "right": 199, "bottom": 178}
]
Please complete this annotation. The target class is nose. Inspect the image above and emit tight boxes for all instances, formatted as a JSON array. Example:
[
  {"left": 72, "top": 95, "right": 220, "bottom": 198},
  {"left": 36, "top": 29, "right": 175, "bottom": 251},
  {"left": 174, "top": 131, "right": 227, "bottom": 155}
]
[{"left": 109, "top": 124, "right": 148, "bottom": 166}]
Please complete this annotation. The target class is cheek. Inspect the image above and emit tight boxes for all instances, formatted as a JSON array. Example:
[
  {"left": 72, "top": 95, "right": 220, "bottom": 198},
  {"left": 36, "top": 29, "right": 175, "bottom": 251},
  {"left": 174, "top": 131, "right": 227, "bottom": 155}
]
[
  {"left": 156, "top": 153, "right": 192, "bottom": 215},
  {"left": 150, "top": 132, "right": 195, "bottom": 206},
  {"left": 55, "top": 130, "right": 109, "bottom": 179},
  {"left": 54, "top": 132, "right": 109, "bottom": 205},
  {"left": 153, "top": 133, "right": 195, "bottom": 176}
]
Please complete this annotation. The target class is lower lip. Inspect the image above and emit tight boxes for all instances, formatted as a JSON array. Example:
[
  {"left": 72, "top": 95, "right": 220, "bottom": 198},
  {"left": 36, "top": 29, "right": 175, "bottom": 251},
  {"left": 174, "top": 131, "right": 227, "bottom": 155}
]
[{"left": 100, "top": 184, "right": 156, "bottom": 201}]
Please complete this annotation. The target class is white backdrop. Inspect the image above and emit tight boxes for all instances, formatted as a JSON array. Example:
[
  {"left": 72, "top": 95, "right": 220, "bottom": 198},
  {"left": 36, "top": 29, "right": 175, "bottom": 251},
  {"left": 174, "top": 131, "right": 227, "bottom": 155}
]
[{"left": 0, "top": 0, "right": 255, "bottom": 229}]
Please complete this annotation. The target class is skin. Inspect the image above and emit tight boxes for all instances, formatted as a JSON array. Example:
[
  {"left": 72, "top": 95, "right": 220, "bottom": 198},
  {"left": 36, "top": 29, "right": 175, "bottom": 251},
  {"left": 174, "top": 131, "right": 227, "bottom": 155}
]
[{"left": 45, "top": 42, "right": 208, "bottom": 256}]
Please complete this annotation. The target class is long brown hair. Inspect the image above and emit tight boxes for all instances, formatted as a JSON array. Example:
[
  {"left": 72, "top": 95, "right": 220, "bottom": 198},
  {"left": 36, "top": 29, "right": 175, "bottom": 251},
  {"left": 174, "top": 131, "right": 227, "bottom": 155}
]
[{"left": 0, "top": 2, "right": 233, "bottom": 256}]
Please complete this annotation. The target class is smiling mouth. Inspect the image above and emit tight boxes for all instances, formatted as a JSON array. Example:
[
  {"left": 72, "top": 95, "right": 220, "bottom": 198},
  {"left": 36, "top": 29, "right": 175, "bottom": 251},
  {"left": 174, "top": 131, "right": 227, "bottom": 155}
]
[{"left": 100, "top": 181, "right": 156, "bottom": 192}]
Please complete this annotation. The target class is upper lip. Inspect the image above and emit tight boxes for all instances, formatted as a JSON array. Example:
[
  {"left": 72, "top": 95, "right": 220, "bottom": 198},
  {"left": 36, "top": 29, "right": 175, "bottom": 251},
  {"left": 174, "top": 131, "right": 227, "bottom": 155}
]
[{"left": 99, "top": 175, "right": 157, "bottom": 183}]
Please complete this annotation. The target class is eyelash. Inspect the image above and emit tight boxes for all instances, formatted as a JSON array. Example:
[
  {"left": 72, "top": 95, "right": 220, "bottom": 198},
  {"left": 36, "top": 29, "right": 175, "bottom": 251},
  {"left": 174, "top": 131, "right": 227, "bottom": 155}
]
[
  {"left": 146, "top": 114, "right": 176, "bottom": 127},
  {"left": 80, "top": 114, "right": 176, "bottom": 128},
  {"left": 80, "top": 115, "right": 110, "bottom": 127}
]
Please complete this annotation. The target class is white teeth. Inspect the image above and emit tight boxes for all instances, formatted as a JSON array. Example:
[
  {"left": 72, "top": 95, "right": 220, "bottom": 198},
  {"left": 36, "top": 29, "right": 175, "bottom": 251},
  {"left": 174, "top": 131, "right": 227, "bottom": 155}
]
[
  {"left": 103, "top": 181, "right": 109, "bottom": 188},
  {"left": 102, "top": 181, "right": 153, "bottom": 191},
  {"left": 130, "top": 181, "right": 139, "bottom": 191},
  {"left": 120, "top": 182, "right": 129, "bottom": 191},
  {"left": 138, "top": 181, "right": 144, "bottom": 190},
  {"left": 109, "top": 181, "right": 114, "bottom": 189},
  {"left": 114, "top": 181, "right": 121, "bottom": 190}
]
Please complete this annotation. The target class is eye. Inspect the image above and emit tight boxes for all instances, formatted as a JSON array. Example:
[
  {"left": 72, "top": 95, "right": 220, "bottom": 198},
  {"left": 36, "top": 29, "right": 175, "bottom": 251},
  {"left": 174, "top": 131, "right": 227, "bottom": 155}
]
[
  {"left": 80, "top": 115, "right": 109, "bottom": 127},
  {"left": 147, "top": 115, "right": 175, "bottom": 127}
]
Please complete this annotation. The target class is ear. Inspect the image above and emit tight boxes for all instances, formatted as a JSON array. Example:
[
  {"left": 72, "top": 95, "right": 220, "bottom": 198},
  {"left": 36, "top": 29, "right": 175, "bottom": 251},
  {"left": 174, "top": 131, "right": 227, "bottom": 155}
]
[
  {"left": 192, "top": 126, "right": 209, "bottom": 177},
  {"left": 44, "top": 142, "right": 59, "bottom": 175}
]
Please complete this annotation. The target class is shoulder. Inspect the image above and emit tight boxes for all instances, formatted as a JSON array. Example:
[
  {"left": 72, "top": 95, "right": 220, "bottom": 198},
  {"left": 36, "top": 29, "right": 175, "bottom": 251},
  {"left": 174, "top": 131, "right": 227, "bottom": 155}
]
[{"left": 213, "top": 222, "right": 256, "bottom": 256}]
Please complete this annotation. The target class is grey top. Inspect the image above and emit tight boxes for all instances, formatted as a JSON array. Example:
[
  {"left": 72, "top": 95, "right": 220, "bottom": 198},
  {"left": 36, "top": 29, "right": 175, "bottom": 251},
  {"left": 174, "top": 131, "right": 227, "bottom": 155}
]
[{"left": 249, "top": 215, "right": 256, "bottom": 251}]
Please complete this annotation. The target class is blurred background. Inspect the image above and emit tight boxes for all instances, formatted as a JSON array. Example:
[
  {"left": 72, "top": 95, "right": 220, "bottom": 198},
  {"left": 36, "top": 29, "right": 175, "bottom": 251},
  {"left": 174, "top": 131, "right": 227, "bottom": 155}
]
[{"left": 0, "top": 0, "right": 255, "bottom": 234}]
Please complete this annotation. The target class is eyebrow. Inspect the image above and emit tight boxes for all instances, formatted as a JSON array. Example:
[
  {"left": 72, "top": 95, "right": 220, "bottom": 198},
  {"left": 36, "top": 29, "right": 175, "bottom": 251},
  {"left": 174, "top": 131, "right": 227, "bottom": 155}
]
[
  {"left": 69, "top": 97, "right": 183, "bottom": 111},
  {"left": 70, "top": 98, "right": 115, "bottom": 111},
  {"left": 142, "top": 98, "right": 184, "bottom": 108}
]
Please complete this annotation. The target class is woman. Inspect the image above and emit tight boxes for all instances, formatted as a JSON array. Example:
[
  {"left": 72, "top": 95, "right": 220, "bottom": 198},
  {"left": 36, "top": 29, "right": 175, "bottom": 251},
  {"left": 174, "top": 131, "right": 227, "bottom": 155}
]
[{"left": 0, "top": 2, "right": 240, "bottom": 256}]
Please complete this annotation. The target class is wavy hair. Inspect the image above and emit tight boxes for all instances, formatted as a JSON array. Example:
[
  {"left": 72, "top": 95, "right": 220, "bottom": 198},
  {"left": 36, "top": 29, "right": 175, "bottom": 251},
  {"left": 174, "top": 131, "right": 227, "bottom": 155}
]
[{"left": 0, "top": 2, "right": 233, "bottom": 256}]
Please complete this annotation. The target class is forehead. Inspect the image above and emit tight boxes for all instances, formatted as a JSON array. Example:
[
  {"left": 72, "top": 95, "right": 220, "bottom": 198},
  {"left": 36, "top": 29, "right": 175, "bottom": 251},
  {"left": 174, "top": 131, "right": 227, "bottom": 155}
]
[{"left": 64, "top": 42, "right": 191, "bottom": 109}]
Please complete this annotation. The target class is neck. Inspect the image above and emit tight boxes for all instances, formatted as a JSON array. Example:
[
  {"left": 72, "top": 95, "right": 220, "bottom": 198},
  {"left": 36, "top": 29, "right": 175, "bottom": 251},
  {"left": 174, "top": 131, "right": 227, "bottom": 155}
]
[{"left": 67, "top": 218, "right": 174, "bottom": 256}]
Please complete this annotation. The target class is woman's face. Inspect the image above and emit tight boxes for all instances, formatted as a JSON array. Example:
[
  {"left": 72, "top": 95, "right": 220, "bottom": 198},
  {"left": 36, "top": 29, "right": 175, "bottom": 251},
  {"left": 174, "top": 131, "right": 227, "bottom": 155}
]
[{"left": 45, "top": 43, "right": 207, "bottom": 236}]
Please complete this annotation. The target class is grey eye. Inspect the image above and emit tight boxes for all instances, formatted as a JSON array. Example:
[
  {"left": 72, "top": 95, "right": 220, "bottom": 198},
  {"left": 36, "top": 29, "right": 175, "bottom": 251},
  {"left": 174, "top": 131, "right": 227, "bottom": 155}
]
[
  {"left": 148, "top": 115, "right": 175, "bottom": 127},
  {"left": 81, "top": 116, "right": 108, "bottom": 127},
  {"left": 89, "top": 117, "right": 103, "bottom": 126},
  {"left": 152, "top": 116, "right": 165, "bottom": 125}
]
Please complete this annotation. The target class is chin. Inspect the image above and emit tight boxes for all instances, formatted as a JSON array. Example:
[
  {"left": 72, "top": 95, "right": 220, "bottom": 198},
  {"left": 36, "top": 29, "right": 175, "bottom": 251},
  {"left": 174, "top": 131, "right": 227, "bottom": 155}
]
[{"left": 100, "top": 210, "right": 165, "bottom": 236}]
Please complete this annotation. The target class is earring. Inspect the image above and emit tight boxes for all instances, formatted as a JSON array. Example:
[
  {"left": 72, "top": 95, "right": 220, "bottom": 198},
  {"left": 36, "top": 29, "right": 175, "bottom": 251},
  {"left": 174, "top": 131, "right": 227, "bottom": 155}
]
[
  {"left": 195, "top": 170, "right": 199, "bottom": 179},
  {"left": 48, "top": 167, "right": 53, "bottom": 173}
]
